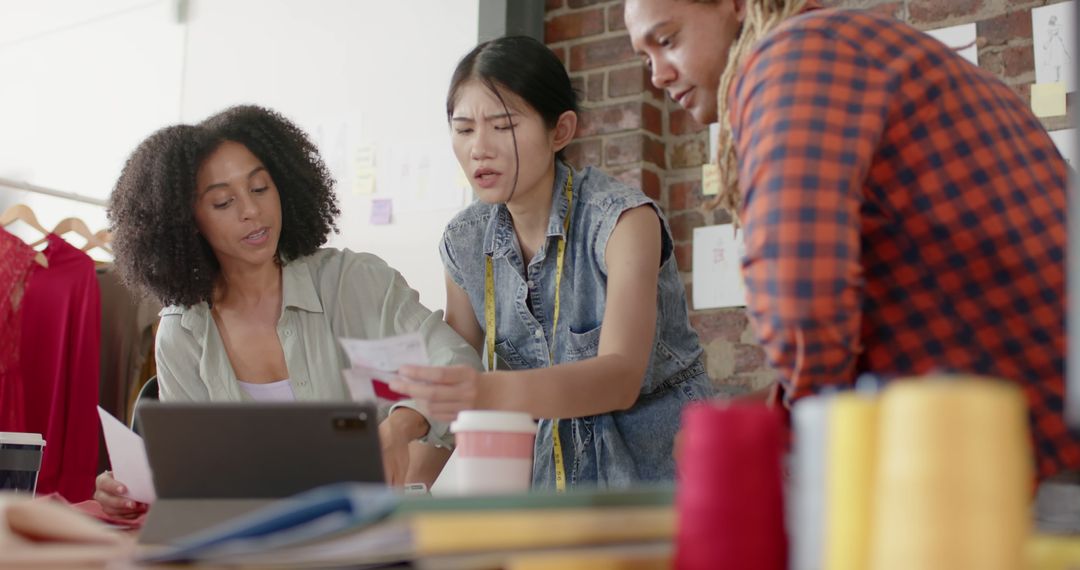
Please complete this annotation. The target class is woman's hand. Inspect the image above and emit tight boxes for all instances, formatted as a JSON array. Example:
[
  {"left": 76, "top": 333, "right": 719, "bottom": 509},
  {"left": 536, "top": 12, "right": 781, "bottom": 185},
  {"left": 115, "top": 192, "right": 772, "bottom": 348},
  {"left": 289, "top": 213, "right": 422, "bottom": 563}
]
[
  {"left": 391, "top": 365, "right": 486, "bottom": 423},
  {"left": 93, "top": 471, "right": 148, "bottom": 519},
  {"left": 378, "top": 408, "right": 430, "bottom": 487}
]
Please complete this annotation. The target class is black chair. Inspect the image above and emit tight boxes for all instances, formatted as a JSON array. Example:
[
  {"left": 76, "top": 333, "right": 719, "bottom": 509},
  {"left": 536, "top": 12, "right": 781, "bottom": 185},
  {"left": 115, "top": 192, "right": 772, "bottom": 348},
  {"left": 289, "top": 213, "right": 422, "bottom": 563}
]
[{"left": 130, "top": 376, "right": 159, "bottom": 436}]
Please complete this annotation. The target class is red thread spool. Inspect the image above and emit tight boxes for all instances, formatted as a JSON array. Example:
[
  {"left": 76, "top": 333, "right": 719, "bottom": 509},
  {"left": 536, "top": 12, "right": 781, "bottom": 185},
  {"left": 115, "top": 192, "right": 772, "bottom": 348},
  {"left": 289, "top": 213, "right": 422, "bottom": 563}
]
[{"left": 676, "top": 402, "right": 787, "bottom": 570}]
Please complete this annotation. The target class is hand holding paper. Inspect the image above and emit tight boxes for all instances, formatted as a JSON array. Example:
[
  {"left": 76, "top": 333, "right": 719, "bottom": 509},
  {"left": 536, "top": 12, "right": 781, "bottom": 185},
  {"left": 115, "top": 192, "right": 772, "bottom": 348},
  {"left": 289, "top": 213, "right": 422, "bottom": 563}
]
[
  {"left": 96, "top": 407, "right": 157, "bottom": 504},
  {"left": 390, "top": 364, "right": 484, "bottom": 423}
]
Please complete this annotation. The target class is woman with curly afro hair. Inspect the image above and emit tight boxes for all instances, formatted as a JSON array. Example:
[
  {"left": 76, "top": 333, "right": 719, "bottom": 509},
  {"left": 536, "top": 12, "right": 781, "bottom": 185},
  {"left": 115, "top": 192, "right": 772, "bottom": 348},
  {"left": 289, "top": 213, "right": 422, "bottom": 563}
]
[{"left": 95, "top": 105, "right": 480, "bottom": 518}]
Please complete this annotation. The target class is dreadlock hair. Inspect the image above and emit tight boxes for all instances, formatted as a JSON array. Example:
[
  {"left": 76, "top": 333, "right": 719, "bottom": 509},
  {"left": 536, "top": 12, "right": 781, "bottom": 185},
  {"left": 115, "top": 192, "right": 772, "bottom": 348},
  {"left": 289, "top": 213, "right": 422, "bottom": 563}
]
[{"left": 708, "top": 0, "right": 809, "bottom": 221}]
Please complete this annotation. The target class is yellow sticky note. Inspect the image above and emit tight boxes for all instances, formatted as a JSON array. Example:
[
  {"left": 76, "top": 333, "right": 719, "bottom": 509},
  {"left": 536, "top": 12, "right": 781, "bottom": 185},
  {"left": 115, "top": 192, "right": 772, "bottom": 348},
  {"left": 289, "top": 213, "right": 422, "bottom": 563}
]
[
  {"left": 353, "top": 174, "right": 375, "bottom": 195},
  {"left": 701, "top": 163, "right": 720, "bottom": 196},
  {"left": 1031, "top": 82, "right": 1067, "bottom": 118},
  {"left": 354, "top": 145, "right": 376, "bottom": 169}
]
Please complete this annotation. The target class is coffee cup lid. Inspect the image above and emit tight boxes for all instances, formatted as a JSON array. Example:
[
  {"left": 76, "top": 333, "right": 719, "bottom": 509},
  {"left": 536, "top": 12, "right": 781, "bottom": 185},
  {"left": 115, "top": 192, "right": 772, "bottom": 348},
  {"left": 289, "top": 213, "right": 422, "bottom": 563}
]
[
  {"left": 0, "top": 432, "right": 45, "bottom": 447},
  {"left": 451, "top": 411, "right": 537, "bottom": 434}
]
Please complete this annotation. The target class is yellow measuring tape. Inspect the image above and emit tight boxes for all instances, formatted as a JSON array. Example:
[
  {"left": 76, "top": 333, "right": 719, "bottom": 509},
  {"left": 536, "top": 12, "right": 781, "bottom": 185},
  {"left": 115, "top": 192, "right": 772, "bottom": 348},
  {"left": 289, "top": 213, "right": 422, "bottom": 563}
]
[{"left": 485, "top": 171, "right": 573, "bottom": 492}]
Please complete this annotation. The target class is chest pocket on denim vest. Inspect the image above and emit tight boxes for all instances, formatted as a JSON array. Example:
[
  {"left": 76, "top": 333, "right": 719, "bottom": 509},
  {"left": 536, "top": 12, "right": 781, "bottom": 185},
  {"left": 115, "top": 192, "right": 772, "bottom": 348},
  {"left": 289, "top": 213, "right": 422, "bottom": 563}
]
[{"left": 566, "top": 325, "right": 602, "bottom": 360}]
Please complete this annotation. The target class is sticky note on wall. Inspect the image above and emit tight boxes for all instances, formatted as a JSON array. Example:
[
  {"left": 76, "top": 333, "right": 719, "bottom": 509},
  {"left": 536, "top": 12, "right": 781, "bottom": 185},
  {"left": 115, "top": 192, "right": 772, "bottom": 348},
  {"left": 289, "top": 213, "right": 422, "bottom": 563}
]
[
  {"left": 353, "top": 145, "right": 377, "bottom": 195},
  {"left": 1032, "top": 82, "right": 1067, "bottom": 117},
  {"left": 354, "top": 176, "right": 376, "bottom": 195},
  {"left": 702, "top": 163, "right": 720, "bottom": 196},
  {"left": 370, "top": 198, "right": 392, "bottom": 225}
]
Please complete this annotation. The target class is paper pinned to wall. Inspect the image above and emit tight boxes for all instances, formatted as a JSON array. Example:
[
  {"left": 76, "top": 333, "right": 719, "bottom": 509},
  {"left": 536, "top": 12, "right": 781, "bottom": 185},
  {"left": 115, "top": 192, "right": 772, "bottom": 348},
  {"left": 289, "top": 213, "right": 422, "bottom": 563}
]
[
  {"left": 925, "top": 23, "right": 979, "bottom": 66},
  {"left": 701, "top": 163, "right": 720, "bottom": 196},
  {"left": 304, "top": 119, "right": 465, "bottom": 213},
  {"left": 1033, "top": 1, "right": 1076, "bottom": 92},
  {"left": 708, "top": 123, "right": 720, "bottom": 160},
  {"left": 1049, "top": 128, "right": 1076, "bottom": 168},
  {"left": 307, "top": 118, "right": 355, "bottom": 191},
  {"left": 352, "top": 144, "right": 377, "bottom": 195},
  {"left": 692, "top": 224, "right": 747, "bottom": 310},
  {"left": 355, "top": 177, "right": 376, "bottom": 195},
  {"left": 370, "top": 198, "right": 392, "bottom": 225},
  {"left": 376, "top": 142, "right": 467, "bottom": 213},
  {"left": 1032, "top": 82, "right": 1068, "bottom": 117}
]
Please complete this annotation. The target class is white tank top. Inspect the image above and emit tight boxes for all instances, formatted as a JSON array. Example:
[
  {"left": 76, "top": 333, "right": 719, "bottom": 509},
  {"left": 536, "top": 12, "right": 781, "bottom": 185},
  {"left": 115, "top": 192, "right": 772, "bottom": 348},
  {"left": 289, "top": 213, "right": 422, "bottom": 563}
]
[{"left": 237, "top": 378, "right": 296, "bottom": 402}]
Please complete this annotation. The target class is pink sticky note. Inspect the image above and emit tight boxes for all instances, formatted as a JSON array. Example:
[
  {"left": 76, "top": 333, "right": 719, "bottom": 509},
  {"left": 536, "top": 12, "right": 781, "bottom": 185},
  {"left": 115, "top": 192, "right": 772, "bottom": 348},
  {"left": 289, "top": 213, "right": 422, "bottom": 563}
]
[{"left": 371, "top": 199, "right": 392, "bottom": 225}]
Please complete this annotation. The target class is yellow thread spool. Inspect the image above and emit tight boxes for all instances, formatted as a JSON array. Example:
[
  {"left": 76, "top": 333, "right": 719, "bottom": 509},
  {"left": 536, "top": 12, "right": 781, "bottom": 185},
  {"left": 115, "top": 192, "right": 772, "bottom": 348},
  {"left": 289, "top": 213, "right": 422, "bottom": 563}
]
[
  {"left": 1027, "top": 533, "right": 1080, "bottom": 569},
  {"left": 823, "top": 392, "right": 879, "bottom": 570},
  {"left": 869, "top": 377, "right": 1032, "bottom": 570}
]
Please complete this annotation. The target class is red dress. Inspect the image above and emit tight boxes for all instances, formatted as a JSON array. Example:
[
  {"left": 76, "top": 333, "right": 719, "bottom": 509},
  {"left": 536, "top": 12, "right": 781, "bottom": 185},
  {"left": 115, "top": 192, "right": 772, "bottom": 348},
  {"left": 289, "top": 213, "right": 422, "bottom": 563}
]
[
  {"left": 20, "top": 234, "right": 101, "bottom": 501},
  {"left": 0, "top": 229, "right": 37, "bottom": 432}
]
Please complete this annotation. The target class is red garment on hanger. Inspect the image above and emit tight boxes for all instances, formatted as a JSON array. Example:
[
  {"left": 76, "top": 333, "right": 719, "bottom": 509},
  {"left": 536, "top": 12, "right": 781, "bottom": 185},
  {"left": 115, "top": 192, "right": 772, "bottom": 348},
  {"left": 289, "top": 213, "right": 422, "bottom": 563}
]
[
  {"left": 0, "top": 229, "right": 37, "bottom": 432},
  {"left": 21, "top": 234, "right": 101, "bottom": 502}
]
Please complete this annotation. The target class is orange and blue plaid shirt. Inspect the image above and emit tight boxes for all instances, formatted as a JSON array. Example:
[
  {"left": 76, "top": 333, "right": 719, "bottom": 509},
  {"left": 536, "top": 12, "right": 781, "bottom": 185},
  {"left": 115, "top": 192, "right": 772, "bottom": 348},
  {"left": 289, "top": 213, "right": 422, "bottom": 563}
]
[{"left": 731, "top": 8, "right": 1076, "bottom": 479}]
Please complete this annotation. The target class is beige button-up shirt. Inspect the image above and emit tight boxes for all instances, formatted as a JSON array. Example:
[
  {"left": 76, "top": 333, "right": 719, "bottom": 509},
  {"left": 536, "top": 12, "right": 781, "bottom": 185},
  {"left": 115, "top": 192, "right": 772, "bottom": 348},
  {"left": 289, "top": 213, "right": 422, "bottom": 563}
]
[{"left": 155, "top": 248, "right": 481, "bottom": 446}]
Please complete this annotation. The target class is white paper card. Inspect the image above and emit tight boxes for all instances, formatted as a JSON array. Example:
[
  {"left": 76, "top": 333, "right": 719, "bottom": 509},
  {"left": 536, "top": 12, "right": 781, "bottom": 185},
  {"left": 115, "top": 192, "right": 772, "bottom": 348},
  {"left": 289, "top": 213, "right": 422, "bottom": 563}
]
[
  {"left": 97, "top": 406, "right": 156, "bottom": 504},
  {"left": 692, "top": 224, "right": 748, "bottom": 310},
  {"left": 1049, "top": 128, "right": 1077, "bottom": 168},
  {"left": 430, "top": 449, "right": 460, "bottom": 496},
  {"left": 1033, "top": 1, "right": 1076, "bottom": 92},
  {"left": 339, "top": 333, "right": 431, "bottom": 402},
  {"left": 339, "top": 332, "right": 429, "bottom": 372},
  {"left": 925, "top": 23, "right": 979, "bottom": 66},
  {"left": 341, "top": 367, "right": 378, "bottom": 402}
]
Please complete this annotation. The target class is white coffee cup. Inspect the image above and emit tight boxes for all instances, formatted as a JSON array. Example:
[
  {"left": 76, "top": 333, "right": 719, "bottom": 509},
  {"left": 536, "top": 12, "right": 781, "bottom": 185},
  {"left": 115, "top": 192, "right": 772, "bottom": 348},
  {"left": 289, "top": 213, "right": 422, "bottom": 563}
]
[
  {"left": 0, "top": 432, "right": 46, "bottom": 497},
  {"left": 450, "top": 411, "right": 536, "bottom": 494}
]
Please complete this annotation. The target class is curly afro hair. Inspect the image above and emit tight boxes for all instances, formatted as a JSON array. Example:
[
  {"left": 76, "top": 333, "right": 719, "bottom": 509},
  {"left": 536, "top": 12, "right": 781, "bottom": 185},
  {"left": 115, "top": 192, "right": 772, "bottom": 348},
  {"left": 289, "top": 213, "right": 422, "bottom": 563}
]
[{"left": 108, "top": 105, "right": 340, "bottom": 307}]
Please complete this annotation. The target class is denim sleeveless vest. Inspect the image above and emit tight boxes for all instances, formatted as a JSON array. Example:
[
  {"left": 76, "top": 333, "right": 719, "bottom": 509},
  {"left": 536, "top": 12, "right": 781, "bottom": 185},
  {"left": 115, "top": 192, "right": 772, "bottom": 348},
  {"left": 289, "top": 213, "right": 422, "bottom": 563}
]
[{"left": 440, "top": 161, "right": 714, "bottom": 489}]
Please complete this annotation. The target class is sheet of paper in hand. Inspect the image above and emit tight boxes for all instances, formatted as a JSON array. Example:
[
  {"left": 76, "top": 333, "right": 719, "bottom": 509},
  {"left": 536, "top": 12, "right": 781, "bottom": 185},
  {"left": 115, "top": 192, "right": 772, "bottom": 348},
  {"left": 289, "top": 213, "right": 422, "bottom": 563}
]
[
  {"left": 339, "top": 332, "right": 429, "bottom": 402},
  {"left": 97, "top": 406, "right": 157, "bottom": 504}
]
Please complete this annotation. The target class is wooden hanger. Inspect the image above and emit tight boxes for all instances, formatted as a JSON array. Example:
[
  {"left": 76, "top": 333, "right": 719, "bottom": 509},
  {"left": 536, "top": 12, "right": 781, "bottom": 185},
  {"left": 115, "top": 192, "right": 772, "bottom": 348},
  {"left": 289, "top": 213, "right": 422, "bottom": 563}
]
[
  {"left": 0, "top": 204, "right": 49, "bottom": 268},
  {"left": 85, "top": 228, "right": 113, "bottom": 255},
  {"left": 1, "top": 204, "right": 48, "bottom": 235},
  {"left": 45, "top": 217, "right": 112, "bottom": 255}
]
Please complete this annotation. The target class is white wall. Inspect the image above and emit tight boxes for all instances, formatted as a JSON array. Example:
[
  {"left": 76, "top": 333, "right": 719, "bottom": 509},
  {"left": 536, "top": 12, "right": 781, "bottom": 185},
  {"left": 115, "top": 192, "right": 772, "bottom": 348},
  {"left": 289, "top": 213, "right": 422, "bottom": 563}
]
[
  {"left": 0, "top": 0, "right": 479, "bottom": 309},
  {"left": 0, "top": 0, "right": 185, "bottom": 249},
  {"left": 179, "top": 0, "right": 479, "bottom": 310}
]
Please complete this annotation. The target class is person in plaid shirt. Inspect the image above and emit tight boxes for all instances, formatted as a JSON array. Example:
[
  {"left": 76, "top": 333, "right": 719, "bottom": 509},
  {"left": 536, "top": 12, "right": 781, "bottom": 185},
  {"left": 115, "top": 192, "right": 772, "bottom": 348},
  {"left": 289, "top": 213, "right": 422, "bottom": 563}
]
[{"left": 625, "top": 0, "right": 1077, "bottom": 484}]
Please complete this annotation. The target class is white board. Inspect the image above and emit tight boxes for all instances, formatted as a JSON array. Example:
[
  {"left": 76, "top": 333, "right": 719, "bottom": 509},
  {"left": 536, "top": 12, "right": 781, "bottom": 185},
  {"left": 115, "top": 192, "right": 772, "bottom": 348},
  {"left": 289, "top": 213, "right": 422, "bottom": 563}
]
[
  {"left": 692, "top": 224, "right": 747, "bottom": 310},
  {"left": 1033, "top": 1, "right": 1076, "bottom": 91},
  {"left": 1049, "top": 128, "right": 1077, "bottom": 169}
]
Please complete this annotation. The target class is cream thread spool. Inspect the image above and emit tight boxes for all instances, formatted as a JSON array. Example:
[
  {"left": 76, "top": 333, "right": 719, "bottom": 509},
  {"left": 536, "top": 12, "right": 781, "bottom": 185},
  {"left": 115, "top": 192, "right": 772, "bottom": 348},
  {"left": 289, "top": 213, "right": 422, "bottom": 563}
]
[{"left": 869, "top": 377, "right": 1032, "bottom": 570}]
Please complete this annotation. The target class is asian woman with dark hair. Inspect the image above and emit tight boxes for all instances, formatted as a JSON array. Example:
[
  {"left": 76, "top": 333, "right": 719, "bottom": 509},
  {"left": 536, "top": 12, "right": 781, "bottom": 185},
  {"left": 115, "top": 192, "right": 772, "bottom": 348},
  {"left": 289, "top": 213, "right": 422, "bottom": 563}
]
[{"left": 392, "top": 36, "right": 714, "bottom": 490}]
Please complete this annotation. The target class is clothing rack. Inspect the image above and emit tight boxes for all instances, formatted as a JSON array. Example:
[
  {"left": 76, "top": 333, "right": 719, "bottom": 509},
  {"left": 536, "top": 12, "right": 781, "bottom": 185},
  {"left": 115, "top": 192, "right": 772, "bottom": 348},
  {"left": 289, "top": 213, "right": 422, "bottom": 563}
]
[{"left": 0, "top": 176, "right": 108, "bottom": 207}]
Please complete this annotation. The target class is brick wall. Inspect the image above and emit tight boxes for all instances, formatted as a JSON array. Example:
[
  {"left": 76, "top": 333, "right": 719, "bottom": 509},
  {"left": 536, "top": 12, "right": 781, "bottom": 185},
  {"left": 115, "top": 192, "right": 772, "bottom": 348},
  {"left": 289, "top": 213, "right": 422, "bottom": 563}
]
[{"left": 545, "top": 0, "right": 1071, "bottom": 393}]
